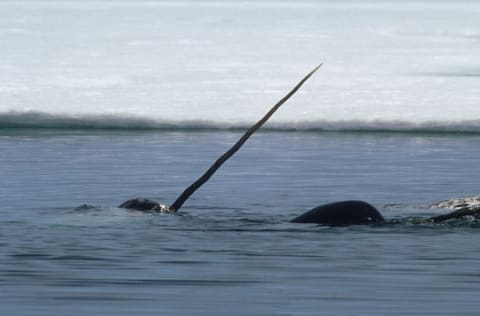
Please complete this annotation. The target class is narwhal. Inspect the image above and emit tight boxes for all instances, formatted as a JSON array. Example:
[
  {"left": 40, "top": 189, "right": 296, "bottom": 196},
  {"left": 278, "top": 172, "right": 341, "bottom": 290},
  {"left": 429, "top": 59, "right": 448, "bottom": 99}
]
[
  {"left": 119, "top": 65, "right": 478, "bottom": 226},
  {"left": 120, "top": 65, "right": 323, "bottom": 213}
]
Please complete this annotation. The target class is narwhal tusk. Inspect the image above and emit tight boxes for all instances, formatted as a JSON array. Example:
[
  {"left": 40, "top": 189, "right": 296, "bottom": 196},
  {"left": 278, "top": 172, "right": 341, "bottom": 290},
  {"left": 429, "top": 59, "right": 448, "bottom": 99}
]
[
  {"left": 119, "top": 65, "right": 321, "bottom": 212},
  {"left": 168, "top": 64, "right": 322, "bottom": 212}
]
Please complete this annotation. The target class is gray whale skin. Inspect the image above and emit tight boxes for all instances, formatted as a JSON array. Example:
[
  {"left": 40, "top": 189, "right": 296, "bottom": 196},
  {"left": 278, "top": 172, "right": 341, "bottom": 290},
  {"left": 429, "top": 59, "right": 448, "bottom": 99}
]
[{"left": 291, "top": 200, "right": 385, "bottom": 226}]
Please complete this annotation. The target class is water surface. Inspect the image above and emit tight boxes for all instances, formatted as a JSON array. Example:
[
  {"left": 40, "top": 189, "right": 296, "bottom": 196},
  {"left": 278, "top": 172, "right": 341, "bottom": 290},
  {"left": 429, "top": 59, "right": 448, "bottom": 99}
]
[{"left": 1, "top": 130, "right": 480, "bottom": 315}]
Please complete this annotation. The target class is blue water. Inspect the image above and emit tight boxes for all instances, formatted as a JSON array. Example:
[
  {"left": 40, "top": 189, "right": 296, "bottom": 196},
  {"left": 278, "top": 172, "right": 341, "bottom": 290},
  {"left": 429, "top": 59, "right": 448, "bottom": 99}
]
[{"left": 2, "top": 130, "right": 480, "bottom": 315}]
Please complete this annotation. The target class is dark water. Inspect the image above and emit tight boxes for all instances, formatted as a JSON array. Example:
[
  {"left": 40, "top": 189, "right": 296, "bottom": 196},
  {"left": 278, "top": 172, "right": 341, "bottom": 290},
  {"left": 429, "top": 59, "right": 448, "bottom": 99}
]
[{"left": 1, "top": 130, "right": 480, "bottom": 315}]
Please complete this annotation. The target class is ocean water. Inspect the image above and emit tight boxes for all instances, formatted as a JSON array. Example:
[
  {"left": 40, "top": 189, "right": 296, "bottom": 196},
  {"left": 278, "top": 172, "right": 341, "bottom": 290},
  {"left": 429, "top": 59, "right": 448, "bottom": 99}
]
[
  {"left": 2, "top": 131, "right": 480, "bottom": 316},
  {"left": 2, "top": 1, "right": 480, "bottom": 315}
]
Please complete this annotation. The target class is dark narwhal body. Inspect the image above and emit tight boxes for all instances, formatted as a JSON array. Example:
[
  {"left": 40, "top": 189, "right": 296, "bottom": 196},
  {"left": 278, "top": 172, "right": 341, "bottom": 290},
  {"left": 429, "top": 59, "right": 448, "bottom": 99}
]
[
  {"left": 291, "top": 200, "right": 385, "bottom": 226},
  {"left": 289, "top": 199, "right": 480, "bottom": 226}
]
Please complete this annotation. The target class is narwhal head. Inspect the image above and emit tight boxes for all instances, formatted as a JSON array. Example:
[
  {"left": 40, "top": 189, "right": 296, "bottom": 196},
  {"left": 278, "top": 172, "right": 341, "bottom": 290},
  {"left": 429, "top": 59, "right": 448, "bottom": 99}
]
[{"left": 119, "top": 197, "right": 172, "bottom": 213}]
